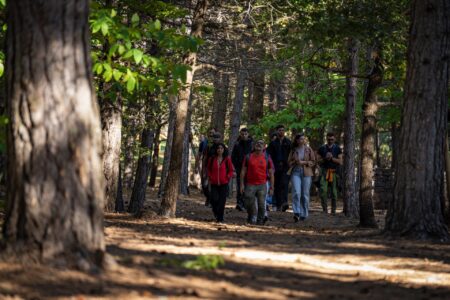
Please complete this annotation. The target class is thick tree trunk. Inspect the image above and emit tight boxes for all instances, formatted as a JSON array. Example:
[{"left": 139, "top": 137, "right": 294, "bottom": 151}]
[
  {"left": 2, "top": 0, "right": 105, "bottom": 265},
  {"left": 128, "top": 126, "right": 154, "bottom": 216},
  {"left": 445, "top": 136, "right": 450, "bottom": 224},
  {"left": 158, "top": 97, "right": 176, "bottom": 197},
  {"left": 228, "top": 70, "right": 246, "bottom": 150},
  {"left": 247, "top": 71, "right": 265, "bottom": 126},
  {"left": 211, "top": 72, "right": 229, "bottom": 136},
  {"left": 343, "top": 38, "right": 359, "bottom": 218},
  {"left": 359, "top": 49, "right": 383, "bottom": 228},
  {"left": 385, "top": 0, "right": 449, "bottom": 240},
  {"left": 149, "top": 125, "right": 162, "bottom": 187},
  {"left": 123, "top": 111, "right": 139, "bottom": 191},
  {"left": 100, "top": 95, "right": 122, "bottom": 212},
  {"left": 159, "top": 0, "right": 209, "bottom": 217}
]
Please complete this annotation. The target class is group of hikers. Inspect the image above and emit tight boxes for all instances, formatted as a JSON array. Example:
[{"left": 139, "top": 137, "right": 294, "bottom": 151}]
[{"left": 195, "top": 125, "right": 343, "bottom": 225}]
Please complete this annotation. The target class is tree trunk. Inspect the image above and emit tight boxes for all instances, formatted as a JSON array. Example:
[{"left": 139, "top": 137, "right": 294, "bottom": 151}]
[
  {"left": 100, "top": 94, "right": 122, "bottom": 212},
  {"left": 115, "top": 164, "right": 125, "bottom": 212},
  {"left": 359, "top": 48, "right": 382, "bottom": 228},
  {"left": 228, "top": 70, "right": 246, "bottom": 150},
  {"left": 123, "top": 111, "right": 139, "bottom": 191},
  {"left": 445, "top": 136, "right": 450, "bottom": 224},
  {"left": 149, "top": 125, "right": 162, "bottom": 187},
  {"left": 158, "top": 96, "right": 176, "bottom": 197},
  {"left": 159, "top": 0, "right": 209, "bottom": 217},
  {"left": 343, "top": 38, "right": 359, "bottom": 218},
  {"left": 385, "top": 0, "right": 449, "bottom": 240},
  {"left": 211, "top": 71, "right": 229, "bottom": 136},
  {"left": 247, "top": 71, "right": 265, "bottom": 126},
  {"left": 180, "top": 96, "right": 193, "bottom": 195},
  {"left": 3, "top": 0, "right": 105, "bottom": 266},
  {"left": 128, "top": 126, "right": 154, "bottom": 216}
]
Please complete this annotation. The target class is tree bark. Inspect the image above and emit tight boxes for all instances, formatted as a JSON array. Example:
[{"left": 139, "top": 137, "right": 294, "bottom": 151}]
[
  {"left": 359, "top": 48, "right": 382, "bottom": 228},
  {"left": 115, "top": 164, "right": 125, "bottom": 212},
  {"left": 385, "top": 0, "right": 449, "bottom": 240},
  {"left": 2, "top": 0, "right": 105, "bottom": 265},
  {"left": 343, "top": 38, "right": 359, "bottom": 218},
  {"left": 100, "top": 94, "right": 122, "bottom": 212},
  {"left": 158, "top": 96, "right": 176, "bottom": 197},
  {"left": 445, "top": 136, "right": 450, "bottom": 224},
  {"left": 180, "top": 95, "right": 193, "bottom": 195},
  {"left": 211, "top": 71, "right": 229, "bottom": 136},
  {"left": 149, "top": 125, "right": 162, "bottom": 187},
  {"left": 247, "top": 71, "right": 265, "bottom": 126},
  {"left": 228, "top": 70, "right": 246, "bottom": 150},
  {"left": 159, "top": 0, "right": 209, "bottom": 217},
  {"left": 128, "top": 125, "right": 154, "bottom": 216}
]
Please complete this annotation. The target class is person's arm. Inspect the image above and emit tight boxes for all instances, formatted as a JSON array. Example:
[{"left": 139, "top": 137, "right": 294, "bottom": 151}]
[
  {"left": 330, "top": 147, "right": 343, "bottom": 165},
  {"left": 240, "top": 164, "right": 247, "bottom": 194},
  {"left": 226, "top": 157, "right": 234, "bottom": 180},
  {"left": 308, "top": 147, "right": 316, "bottom": 167}
]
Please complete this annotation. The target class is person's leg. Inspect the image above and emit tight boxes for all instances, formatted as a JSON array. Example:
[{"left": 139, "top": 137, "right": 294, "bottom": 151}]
[
  {"left": 217, "top": 184, "right": 227, "bottom": 222},
  {"left": 301, "top": 176, "right": 312, "bottom": 219},
  {"left": 274, "top": 170, "right": 283, "bottom": 209},
  {"left": 210, "top": 185, "right": 219, "bottom": 220},
  {"left": 331, "top": 175, "right": 338, "bottom": 214},
  {"left": 243, "top": 185, "right": 257, "bottom": 223},
  {"left": 256, "top": 184, "right": 267, "bottom": 224},
  {"left": 320, "top": 171, "right": 329, "bottom": 213},
  {"left": 281, "top": 172, "right": 290, "bottom": 211},
  {"left": 291, "top": 172, "right": 301, "bottom": 219},
  {"left": 235, "top": 171, "right": 244, "bottom": 210}
]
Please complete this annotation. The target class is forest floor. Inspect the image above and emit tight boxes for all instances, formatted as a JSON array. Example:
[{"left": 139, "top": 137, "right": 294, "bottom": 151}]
[{"left": 1, "top": 189, "right": 450, "bottom": 299}]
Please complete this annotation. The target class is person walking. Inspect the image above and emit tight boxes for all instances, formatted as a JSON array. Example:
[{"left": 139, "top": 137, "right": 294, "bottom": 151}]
[
  {"left": 201, "top": 132, "right": 224, "bottom": 206},
  {"left": 317, "top": 132, "right": 343, "bottom": 214},
  {"left": 231, "top": 128, "right": 253, "bottom": 211},
  {"left": 240, "top": 139, "right": 275, "bottom": 225},
  {"left": 207, "top": 143, "right": 234, "bottom": 223},
  {"left": 267, "top": 125, "right": 291, "bottom": 211},
  {"left": 288, "top": 133, "right": 316, "bottom": 222}
]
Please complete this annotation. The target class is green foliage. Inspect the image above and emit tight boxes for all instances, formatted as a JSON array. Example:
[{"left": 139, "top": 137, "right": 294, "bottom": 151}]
[{"left": 158, "top": 255, "right": 225, "bottom": 271}]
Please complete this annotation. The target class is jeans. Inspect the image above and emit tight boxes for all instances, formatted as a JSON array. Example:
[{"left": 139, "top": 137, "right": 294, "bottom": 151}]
[
  {"left": 274, "top": 169, "right": 289, "bottom": 209},
  {"left": 210, "top": 184, "right": 228, "bottom": 221},
  {"left": 291, "top": 168, "right": 312, "bottom": 218},
  {"left": 235, "top": 169, "right": 245, "bottom": 208},
  {"left": 244, "top": 184, "right": 267, "bottom": 223}
]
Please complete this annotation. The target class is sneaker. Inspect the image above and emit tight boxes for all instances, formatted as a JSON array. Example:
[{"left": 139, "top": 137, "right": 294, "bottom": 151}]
[{"left": 293, "top": 215, "right": 299, "bottom": 223}]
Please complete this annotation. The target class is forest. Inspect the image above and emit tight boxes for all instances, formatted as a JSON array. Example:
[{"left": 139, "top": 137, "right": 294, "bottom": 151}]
[{"left": 0, "top": 0, "right": 449, "bottom": 299}]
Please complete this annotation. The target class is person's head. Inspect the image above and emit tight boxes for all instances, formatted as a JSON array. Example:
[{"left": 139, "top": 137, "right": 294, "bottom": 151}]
[
  {"left": 254, "top": 139, "right": 265, "bottom": 153},
  {"left": 239, "top": 128, "right": 249, "bottom": 141},
  {"left": 326, "top": 132, "right": 336, "bottom": 146},
  {"left": 208, "top": 128, "right": 217, "bottom": 139},
  {"left": 215, "top": 143, "right": 226, "bottom": 157},
  {"left": 276, "top": 125, "right": 285, "bottom": 138},
  {"left": 212, "top": 132, "right": 222, "bottom": 144},
  {"left": 293, "top": 133, "right": 306, "bottom": 148}
]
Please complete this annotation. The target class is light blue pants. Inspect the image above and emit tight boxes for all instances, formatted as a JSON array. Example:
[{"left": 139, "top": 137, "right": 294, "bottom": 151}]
[{"left": 291, "top": 168, "right": 312, "bottom": 218}]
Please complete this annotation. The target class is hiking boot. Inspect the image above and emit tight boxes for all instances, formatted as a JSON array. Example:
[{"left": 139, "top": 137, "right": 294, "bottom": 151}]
[
  {"left": 300, "top": 216, "right": 306, "bottom": 221},
  {"left": 293, "top": 215, "right": 299, "bottom": 223}
]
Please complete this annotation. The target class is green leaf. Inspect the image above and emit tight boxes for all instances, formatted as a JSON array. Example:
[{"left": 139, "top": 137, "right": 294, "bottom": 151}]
[
  {"left": 111, "top": 9, "right": 117, "bottom": 18},
  {"left": 126, "top": 76, "right": 136, "bottom": 93},
  {"left": 154, "top": 20, "right": 161, "bottom": 30},
  {"left": 92, "top": 22, "right": 101, "bottom": 33},
  {"left": 133, "top": 49, "right": 143, "bottom": 64},
  {"left": 113, "top": 69, "right": 122, "bottom": 81},
  {"left": 131, "top": 13, "right": 140, "bottom": 25},
  {"left": 103, "top": 69, "right": 113, "bottom": 82},
  {"left": 0, "top": 62, "right": 4, "bottom": 77},
  {"left": 123, "top": 50, "right": 134, "bottom": 59},
  {"left": 101, "top": 23, "right": 109, "bottom": 36},
  {"left": 118, "top": 44, "right": 126, "bottom": 55},
  {"left": 94, "top": 63, "right": 103, "bottom": 75},
  {"left": 108, "top": 44, "right": 119, "bottom": 57}
]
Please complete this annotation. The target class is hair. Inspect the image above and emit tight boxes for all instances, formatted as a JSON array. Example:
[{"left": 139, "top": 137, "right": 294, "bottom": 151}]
[
  {"left": 291, "top": 133, "right": 306, "bottom": 150},
  {"left": 275, "top": 124, "right": 285, "bottom": 130},
  {"left": 214, "top": 143, "right": 229, "bottom": 157},
  {"left": 326, "top": 132, "right": 335, "bottom": 138},
  {"left": 240, "top": 127, "right": 248, "bottom": 132}
]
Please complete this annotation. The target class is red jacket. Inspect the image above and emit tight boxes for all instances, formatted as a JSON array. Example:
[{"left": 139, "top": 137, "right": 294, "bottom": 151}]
[{"left": 207, "top": 156, "right": 234, "bottom": 185}]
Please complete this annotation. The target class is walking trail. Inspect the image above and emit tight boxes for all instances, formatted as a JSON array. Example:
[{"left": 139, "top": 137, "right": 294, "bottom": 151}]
[{"left": 1, "top": 190, "right": 450, "bottom": 299}]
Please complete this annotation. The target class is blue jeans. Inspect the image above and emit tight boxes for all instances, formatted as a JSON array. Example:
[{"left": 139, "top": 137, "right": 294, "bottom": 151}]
[{"left": 291, "top": 168, "right": 312, "bottom": 218}]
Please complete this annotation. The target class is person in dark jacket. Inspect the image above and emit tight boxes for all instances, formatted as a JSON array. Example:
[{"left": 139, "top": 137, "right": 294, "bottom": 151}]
[
  {"left": 231, "top": 128, "right": 253, "bottom": 211},
  {"left": 207, "top": 143, "right": 234, "bottom": 223},
  {"left": 267, "top": 125, "right": 292, "bottom": 211}
]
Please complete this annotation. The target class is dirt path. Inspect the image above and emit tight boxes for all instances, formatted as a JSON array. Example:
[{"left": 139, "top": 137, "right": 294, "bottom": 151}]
[{"left": 1, "top": 190, "right": 450, "bottom": 299}]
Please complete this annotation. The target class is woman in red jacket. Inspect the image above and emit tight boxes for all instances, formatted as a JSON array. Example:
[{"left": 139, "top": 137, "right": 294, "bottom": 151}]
[{"left": 207, "top": 143, "right": 234, "bottom": 223}]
